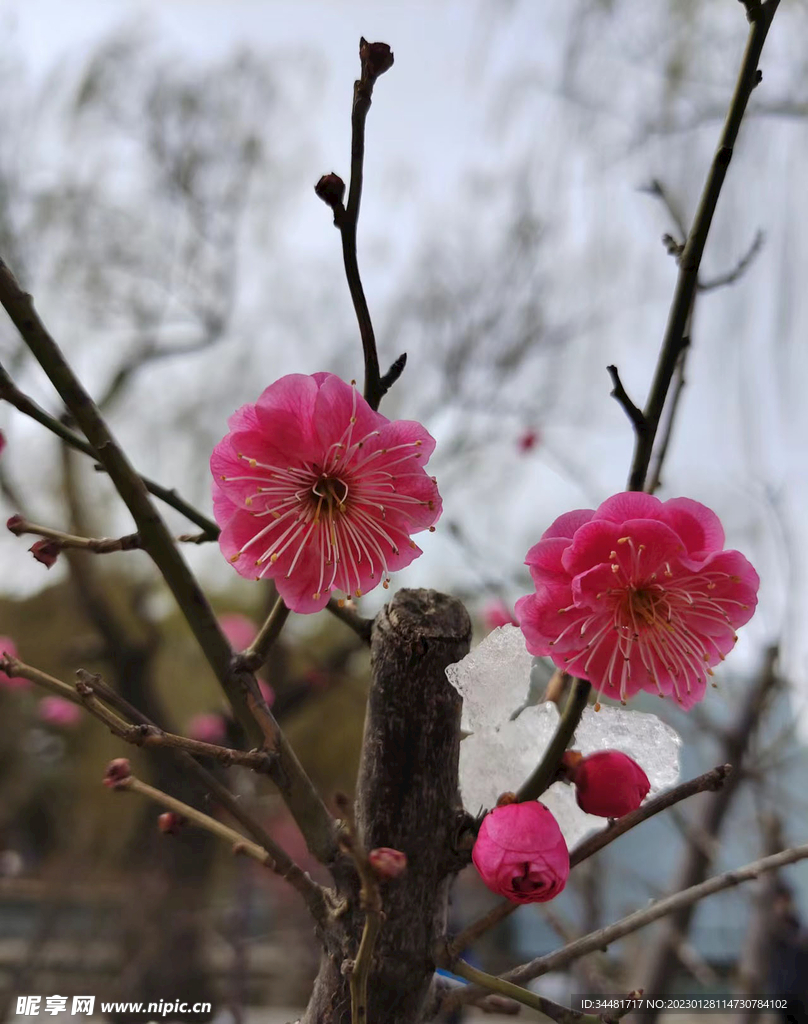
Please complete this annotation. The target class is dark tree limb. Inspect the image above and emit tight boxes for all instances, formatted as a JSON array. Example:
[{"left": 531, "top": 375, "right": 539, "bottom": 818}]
[
  {"left": 627, "top": 0, "right": 781, "bottom": 491},
  {"left": 302, "top": 589, "right": 471, "bottom": 1024},
  {"left": 316, "top": 40, "right": 396, "bottom": 411},
  {"left": 607, "top": 364, "right": 646, "bottom": 435}
]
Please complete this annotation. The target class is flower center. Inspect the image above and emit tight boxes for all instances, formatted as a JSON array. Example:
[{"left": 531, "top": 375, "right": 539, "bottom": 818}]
[{"left": 311, "top": 472, "right": 349, "bottom": 514}]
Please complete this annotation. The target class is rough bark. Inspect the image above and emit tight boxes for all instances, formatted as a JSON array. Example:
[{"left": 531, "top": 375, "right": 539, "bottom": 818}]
[
  {"left": 302, "top": 589, "right": 471, "bottom": 1024},
  {"left": 632, "top": 646, "right": 780, "bottom": 1024}
]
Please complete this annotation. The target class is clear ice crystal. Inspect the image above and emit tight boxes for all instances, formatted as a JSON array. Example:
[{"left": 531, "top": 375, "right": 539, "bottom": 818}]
[{"left": 447, "top": 626, "right": 681, "bottom": 846}]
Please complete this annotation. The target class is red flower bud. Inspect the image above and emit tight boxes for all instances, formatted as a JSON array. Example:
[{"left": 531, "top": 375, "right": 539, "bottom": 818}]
[
  {"left": 29, "top": 539, "right": 61, "bottom": 568},
  {"left": 158, "top": 812, "right": 184, "bottom": 835},
  {"left": 518, "top": 429, "right": 540, "bottom": 453},
  {"left": 472, "top": 801, "right": 569, "bottom": 904},
  {"left": 568, "top": 750, "right": 650, "bottom": 818},
  {"left": 6, "top": 514, "right": 22, "bottom": 532},
  {"left": 103, "top": 758, "right": 132, "bottom": 789},
  {"left": 368, "top": 847, "right": 407, "bottom": 879}
]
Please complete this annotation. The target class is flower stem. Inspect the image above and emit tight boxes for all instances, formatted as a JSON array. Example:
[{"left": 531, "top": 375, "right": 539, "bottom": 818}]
[{"left": 516, "top": 676, "right": 591, "bottom": 802}]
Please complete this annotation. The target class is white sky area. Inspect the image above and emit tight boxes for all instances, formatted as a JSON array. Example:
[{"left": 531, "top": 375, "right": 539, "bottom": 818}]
[{"left": 2, "top": 1, "right": 808, "bottom": 731}]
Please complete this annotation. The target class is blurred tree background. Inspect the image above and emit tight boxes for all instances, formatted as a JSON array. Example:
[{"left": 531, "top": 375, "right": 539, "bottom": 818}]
[{"left": 0, "top": 0, "right": 807, "bottom": 1017}]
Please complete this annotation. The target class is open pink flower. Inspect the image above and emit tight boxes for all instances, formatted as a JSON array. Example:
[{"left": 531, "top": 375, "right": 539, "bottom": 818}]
[
  {"left": 38, "top": 696, "right": 82, "bottom": 729},
  {"left": 473, "top": 801, "right": 569, "bottom": 904},
  {"left": 564, "top": 750, "right": 650, "bottom": 818},
  {"left": 211, "top": 373, "right": 441, "bottom": 613},
  {"left": 515, "top": 492, "right": 759, "bottom": 709},
  {"left": 0, "top": 638, "right": 30, "bottom": 690}
]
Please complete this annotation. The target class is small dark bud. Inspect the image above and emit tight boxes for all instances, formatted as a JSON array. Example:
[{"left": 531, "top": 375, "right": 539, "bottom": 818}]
[
  {"left": 495, "top": 791, "right": 518, "bottom": 807},
  {"left": 29, "top": 539, "right": 61, "bottom": 568},
  {"left": 103, "top": 758, "right": 132, "bottom": 789},
  {"left": 6, "top": 514, "right": 22, "bottom": 533},
  {"left": 158, "top": 812, "right": 184, "bottom": 835},
  {"left": 359, "top": 38, "right": 394, "bottom": 81},
  {"left": 315, "top": 173, "right": 346, "bottom": 209}
]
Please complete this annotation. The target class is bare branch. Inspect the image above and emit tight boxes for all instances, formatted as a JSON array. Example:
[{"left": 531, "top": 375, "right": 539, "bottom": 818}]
[
  {"left": 325, "top": 597, "right": 373, "bottom": 644},
  {"left": 499, "top": 843, "right": 808, "bottom": 989},
  {"left": 627, "top": 1, "right": 781, "bottom": 491},
  {"left": 238, "top": 596, "right": 291, "bottom": 672},
  {"left": 316, "top": 40, "right": 396, "bottom": 411},
  {"left": 0, "top": 260, "right": 337, "bottom": 864},
  {"left": 607, "top": 364, "right": 647, "bottom": 434},
  {"left": 0, "top": 361, "right": 219, "bottom": 538},
  {"left": 335, "top": 793, "right": 383, "bottom": 1024},
  {"left": 448, "top": 765, "right": 732, "bottom": 957},
  {"left": 698, "top": 230, "right": 764, "bottom": 291},
  {"left": 516, "top": 677, "right": 591, "bottom": 801}
]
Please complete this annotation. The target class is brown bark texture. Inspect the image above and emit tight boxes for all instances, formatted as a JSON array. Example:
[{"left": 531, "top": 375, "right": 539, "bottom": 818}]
[{"left": 302, "top": 589, "right": 471, "bottom": 1024}]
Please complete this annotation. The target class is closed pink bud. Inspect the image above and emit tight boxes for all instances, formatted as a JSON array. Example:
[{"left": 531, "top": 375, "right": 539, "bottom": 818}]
[
  {"left": 0, "top": 430, "right": 5, "bottom": 457},
  {"left": 569, "top": 750, "right": 650, "bottom": 818},
  {"left": 103, "top": 758, "right": 132, "bottom": 789},
  {"left": 472, "top": 801, "right": 569, "bottom": 904},
  {"left": 158, "top": 812, "right": 184, "bottom": 835},
  {"left": 368, "top": 847, "right": 407, "bottom": 879},
  {"left": 29, "top": 539, "right": 61, "bottom": 568}
]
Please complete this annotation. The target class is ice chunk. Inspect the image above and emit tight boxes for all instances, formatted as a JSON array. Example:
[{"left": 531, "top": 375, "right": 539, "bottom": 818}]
[
  {"left": 446, "top": 624, "right": 534, "bottom": 732},
  {"left": 447, "top": 627, "right": 681, "bottom": 844}
]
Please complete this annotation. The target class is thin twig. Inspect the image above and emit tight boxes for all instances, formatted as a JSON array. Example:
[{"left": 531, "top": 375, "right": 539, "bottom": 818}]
[
  {"left": 627, "top": 0, "right": 781, "bottom": 491},
  {"left": 116, "top": 774, "right": 273, "bottom": 866},
  {"left": 447, "top": 765, "right": 732, "bottom": 958},
  {"left": 569, "top": 764, "right": 732, "bottom": 866},
  {"left": 645, "top": 344, "right": 689, "bottom": 494},
  {"left": 698, "top": 229, "right": 764, "bottom": 291},
  {"left": 440, "top": 953, "right": 599, "bottom": 1022},
  {"left": 238, "top": 596, "right": 291, "bottom": 672},
  {"left": 500, "top": 842, "right": 808, "bottom": 988},
  {"left": 606, "top": 365, "right": 646, "bottom": 434},
  {"left": 325, "top": 597, "right": 373, "bottom": 644},
  {"left": 82, "top": 674, "right": 330, "bottom": 919},
  {"left": 0, "top": 260, "right": 337, "bottom": 863},
  {"left": 6, "top": 516, "right": 216, "bottom": 554},
  {"left": 0, "top": 362, "right": 219, "bottom": 538},
  {"left": 516, "top": 677, "right": 591, "bottom": 801},
  {"left": 316, "top": 40, "right": 395, "bottom": 411},
  {"left": 335, "top": 793, "right": 383, "bottom": 1024},
  {"left": 1, "top": 655, "right": 331, "bottom": 919}
]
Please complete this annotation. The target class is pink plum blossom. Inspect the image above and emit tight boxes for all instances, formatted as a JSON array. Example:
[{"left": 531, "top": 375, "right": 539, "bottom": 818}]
[
  {"left": 211, "top": 373, "right": 441, "bottom": 613},
  {"left": 219, "top": 613, "right": 258, "bottom": 651},
  {"left": 186, "top": 712, "right": 228, "bottom": 745},
  {"left": 515, "top": 492, "right": 759, "bottom": 709},
  {"left": 38, "top": 696, "right": 82, "bottom": 728},
  {"left": 564, "top": 749, "right": 650, "bottom": 818},
  {"left": 0, "top": 638, "right": 30, "bottom": 690},
  {"left": 472, "top": 801, "right": 569, "bottom": 904}
]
